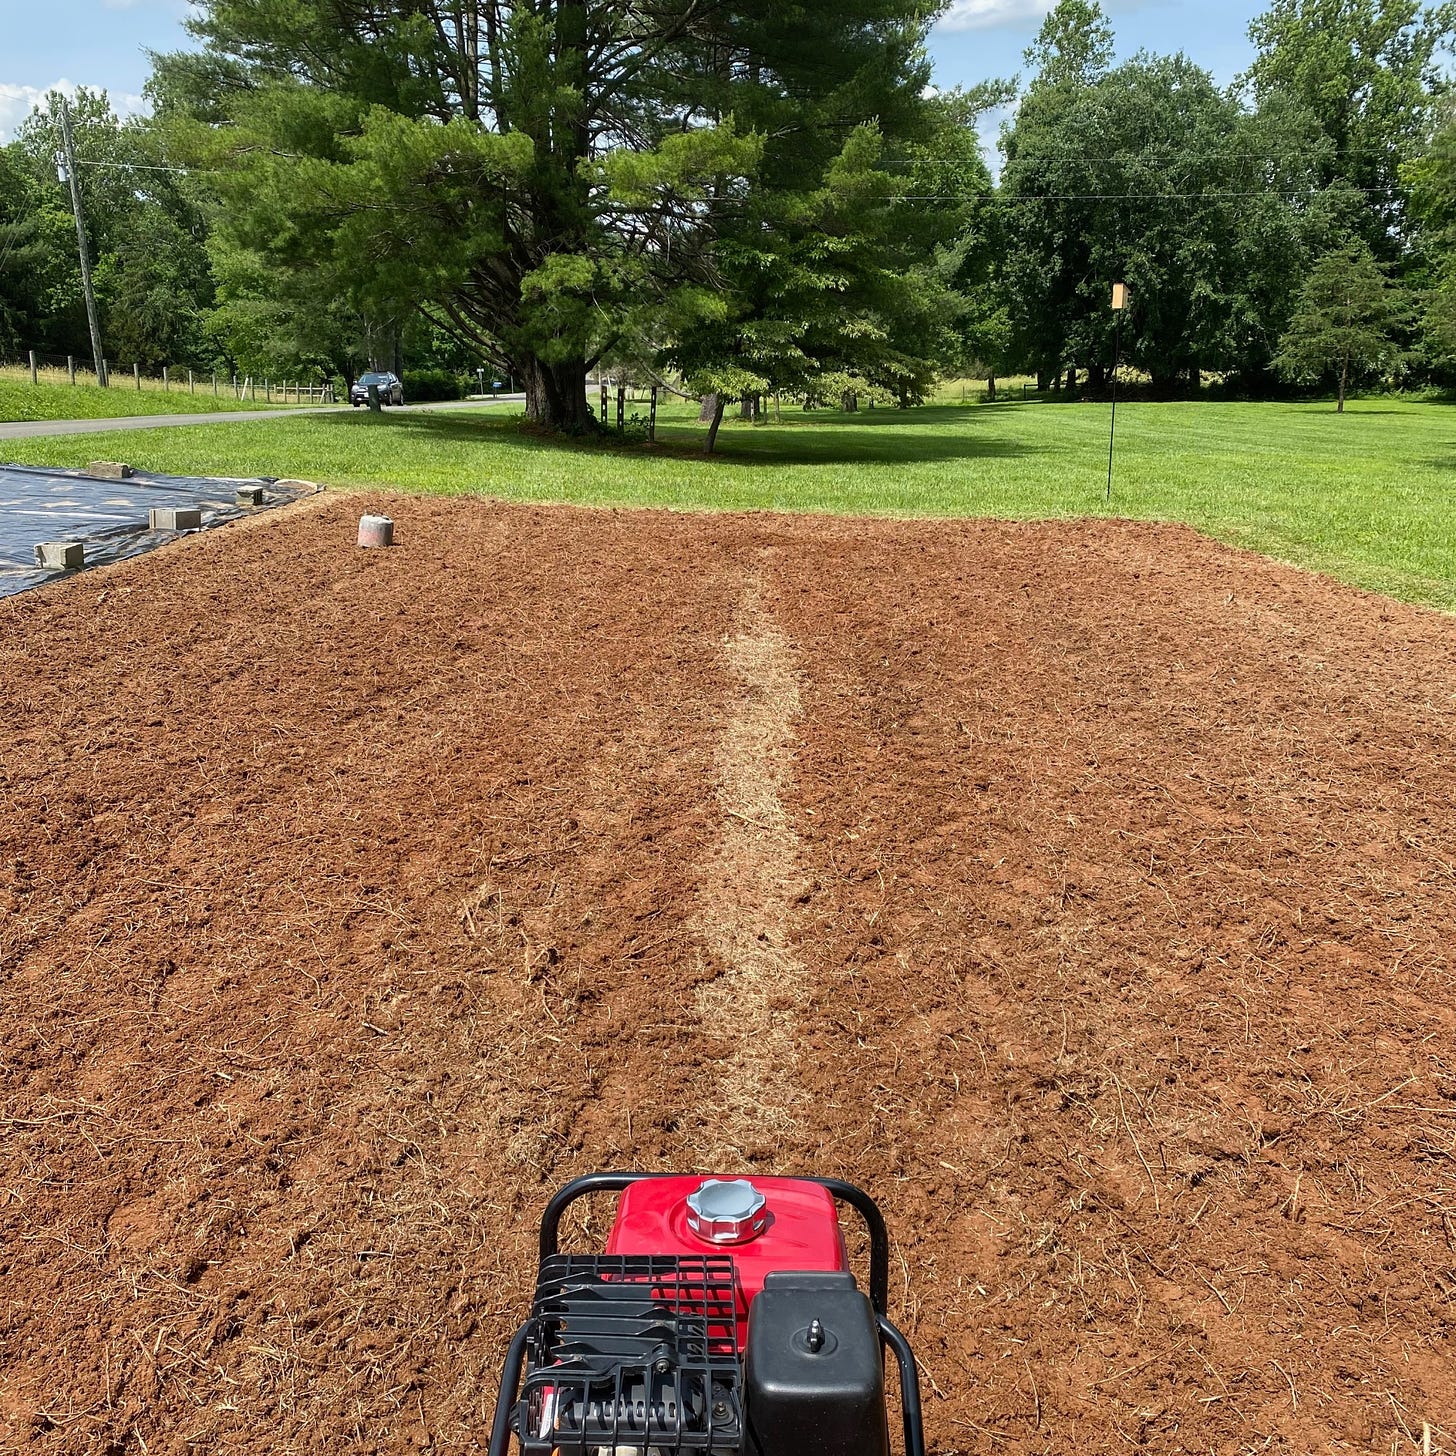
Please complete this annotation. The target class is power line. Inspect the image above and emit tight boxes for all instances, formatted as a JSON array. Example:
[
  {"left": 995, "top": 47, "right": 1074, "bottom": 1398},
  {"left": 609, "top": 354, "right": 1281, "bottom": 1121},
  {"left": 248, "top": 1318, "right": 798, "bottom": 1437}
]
[
  {"left": 952, "top": 185, "right": 1402, "bottom": 201},
  {"left": 890, "top": 144, "right": 1419, "bottom": 168},
  {"left": 76, "top": 159, "right": 214, "bottom": 175}
]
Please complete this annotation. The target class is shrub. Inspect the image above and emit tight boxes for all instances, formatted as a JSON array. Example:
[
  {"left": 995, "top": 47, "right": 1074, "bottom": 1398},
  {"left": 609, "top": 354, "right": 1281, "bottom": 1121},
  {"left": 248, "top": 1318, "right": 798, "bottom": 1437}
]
[{"left": 401, "top": 367, "right": 467, "bottom": 403}]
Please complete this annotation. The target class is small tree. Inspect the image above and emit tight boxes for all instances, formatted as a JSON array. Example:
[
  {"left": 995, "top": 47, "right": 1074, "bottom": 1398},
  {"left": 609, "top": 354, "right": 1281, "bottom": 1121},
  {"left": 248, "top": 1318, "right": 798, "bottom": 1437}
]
[{"left": 1275, "top": 241, "right": 1407, "bottom": 410}]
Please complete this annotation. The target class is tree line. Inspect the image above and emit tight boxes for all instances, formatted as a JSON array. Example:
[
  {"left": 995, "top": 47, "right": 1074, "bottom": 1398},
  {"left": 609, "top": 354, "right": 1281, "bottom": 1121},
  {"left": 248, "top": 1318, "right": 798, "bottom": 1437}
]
[{"left": 1, "top": 0, "right": 1453, "bottom": 437}]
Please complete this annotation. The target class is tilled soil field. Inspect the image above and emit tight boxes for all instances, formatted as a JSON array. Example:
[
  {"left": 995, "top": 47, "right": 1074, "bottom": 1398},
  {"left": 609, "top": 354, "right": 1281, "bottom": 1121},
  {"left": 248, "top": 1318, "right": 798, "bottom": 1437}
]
[{"left": 1, "top": 495, "right": 1453, "bottom": 1455}]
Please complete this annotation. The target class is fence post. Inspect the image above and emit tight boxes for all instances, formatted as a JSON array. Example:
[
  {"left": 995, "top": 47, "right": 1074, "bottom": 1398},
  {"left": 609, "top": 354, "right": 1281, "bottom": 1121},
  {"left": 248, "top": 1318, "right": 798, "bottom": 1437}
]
[
  {"left": 134, "top": 363, "right": 141, "bottom": 391},
  {"left": 600, "top": 379, "right": 608, "bottom": 421},
  {"left": 265, "top": 379, "right": 270, "bottom": 403},
  {"left": 616, "top": 384, "right": 625, "bottom": 430},
  {"left": 649, "top": 386, "right": 658, "bottom": 442},
  {"left": 189, "top": 369, "right": 194, "bottom": 394},
  {"left": 29, "top": 350, "right": 37, "bottom": 385},
  {"left": 212, "top": 372, "right": 217, "bottom": 397},
  {"left": 163, "top": 365, "right": 169, "bottom": 392},
  {"left": 67, "top": 356, "right": 75, "bottom": 386}
]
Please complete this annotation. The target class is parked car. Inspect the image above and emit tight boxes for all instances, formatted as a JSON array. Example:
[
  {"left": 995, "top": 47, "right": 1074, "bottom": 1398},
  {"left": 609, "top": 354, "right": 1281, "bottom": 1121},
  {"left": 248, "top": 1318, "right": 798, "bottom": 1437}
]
[{"left": 350, "top": 371, "right": 405, "bottom": 407}]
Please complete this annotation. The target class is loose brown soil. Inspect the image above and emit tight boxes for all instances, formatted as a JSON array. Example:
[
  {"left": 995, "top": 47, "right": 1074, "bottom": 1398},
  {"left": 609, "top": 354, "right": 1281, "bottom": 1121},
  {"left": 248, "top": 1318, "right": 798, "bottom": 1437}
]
[{"left": 1, "top": 496, "right": 1453, "bottom": 1455}]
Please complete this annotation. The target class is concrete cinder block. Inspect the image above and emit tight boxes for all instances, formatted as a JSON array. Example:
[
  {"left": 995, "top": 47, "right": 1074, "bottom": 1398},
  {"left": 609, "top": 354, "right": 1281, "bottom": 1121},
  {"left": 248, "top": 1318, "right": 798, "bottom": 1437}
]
[
  {"left": 35, "top": 541, "right": 84, "bottom": 571},
  {"left": 87, "top": 460, "right": 134, "bottom": 480},
  {"left": 235, "top": 485, "right": 266, "bottom": 506},
  {"left": 149, "top": 507, "right": 203, "bottom": 531}
]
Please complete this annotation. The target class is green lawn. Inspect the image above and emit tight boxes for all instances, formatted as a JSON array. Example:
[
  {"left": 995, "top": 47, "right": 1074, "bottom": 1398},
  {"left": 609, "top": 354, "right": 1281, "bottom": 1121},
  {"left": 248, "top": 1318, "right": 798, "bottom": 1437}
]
[
  {"left": 6, "top": 395, "right": 1456, "bottom": 609},
  {"left": 0, "top": 375, "right": 307, "bottom": 422}
]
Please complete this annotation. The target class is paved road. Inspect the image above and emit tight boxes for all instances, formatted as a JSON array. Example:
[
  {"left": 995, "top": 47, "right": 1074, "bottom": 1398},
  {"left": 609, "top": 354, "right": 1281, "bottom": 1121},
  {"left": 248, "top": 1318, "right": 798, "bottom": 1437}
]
[{"left": 0, "top": 395, "right": 527, "bottom": 441}]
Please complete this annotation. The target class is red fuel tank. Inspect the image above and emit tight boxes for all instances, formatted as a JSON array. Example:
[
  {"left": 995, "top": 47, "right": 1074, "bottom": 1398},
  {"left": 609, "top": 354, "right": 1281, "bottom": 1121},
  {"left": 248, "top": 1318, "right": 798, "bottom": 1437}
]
[{"left": 605, "top": 1176, "right": 850, "bottom": 1342}]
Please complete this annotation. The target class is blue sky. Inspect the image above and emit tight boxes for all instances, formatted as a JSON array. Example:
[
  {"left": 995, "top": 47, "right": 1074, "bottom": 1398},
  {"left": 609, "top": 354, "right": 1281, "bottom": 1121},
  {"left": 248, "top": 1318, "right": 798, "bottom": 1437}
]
[{"left": 0, "top": 0, "right": 1268, "bottom": 143}]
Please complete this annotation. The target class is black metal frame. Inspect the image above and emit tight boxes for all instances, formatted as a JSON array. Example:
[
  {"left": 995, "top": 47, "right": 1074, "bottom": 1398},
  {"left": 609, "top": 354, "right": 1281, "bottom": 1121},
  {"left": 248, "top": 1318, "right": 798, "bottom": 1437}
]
[{"left": 489, "top": 1172, "right": 925, "bottom": 1456}]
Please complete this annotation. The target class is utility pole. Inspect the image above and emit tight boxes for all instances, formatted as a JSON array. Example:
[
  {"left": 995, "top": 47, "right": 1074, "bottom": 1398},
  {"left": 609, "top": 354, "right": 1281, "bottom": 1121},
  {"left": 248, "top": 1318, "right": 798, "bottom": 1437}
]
[{"left": 58, "top": 96, "right": 107, "bottom": 387}]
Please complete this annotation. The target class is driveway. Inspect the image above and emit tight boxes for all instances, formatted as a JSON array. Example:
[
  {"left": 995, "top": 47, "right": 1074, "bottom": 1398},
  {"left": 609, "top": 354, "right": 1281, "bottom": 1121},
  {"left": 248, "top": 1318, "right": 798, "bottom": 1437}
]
[{"left": 0, "top": 395, "right": 527, "bottom": 441}]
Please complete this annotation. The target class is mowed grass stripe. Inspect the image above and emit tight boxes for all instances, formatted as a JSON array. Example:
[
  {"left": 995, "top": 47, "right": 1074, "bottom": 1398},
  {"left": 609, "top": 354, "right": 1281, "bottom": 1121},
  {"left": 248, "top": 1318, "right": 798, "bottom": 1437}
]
[{"left": 6, "top": 396, "right": 1456, "bottom": 608}]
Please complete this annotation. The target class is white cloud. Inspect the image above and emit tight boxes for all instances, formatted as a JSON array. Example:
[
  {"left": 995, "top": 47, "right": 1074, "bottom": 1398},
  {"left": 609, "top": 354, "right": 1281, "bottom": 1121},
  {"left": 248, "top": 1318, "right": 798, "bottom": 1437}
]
[
  {"left": 0, "top": 82, "right": 53, "bottom": 142},
  {"left": 936, "top": 0, "right": 1055, "bottom": 33},
  {"left": 0, "top": 80, "right": 149, "bottom": 142}
]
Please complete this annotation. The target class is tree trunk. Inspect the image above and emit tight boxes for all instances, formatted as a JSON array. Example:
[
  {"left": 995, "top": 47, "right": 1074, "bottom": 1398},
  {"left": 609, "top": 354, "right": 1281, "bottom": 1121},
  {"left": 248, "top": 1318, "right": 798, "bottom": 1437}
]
[
  {"left": 704, "top": 393, "right": 728, "bottom": 454},
  {"left": 1037, "top": 367, "right": 1052, "bottom": 391},
  {"left": 1087, "top": 363, "right": 1106, "bottom": 390},
  {"left": 986, "top": 373, "right": 996, "bottom": 403},
  {"left": 1338, "top": 351, "right": 1348, "bottom": 413},
  {"left": 1065, "top": 365, "right": 1077, "bottom": 394},
  {"left": 739, "top": 394, "right": 755, "bottom": 419},
  {"left": 699, "top": 392, "right": 719, "bottom": 423},
  {"left": 522, "top": 355, "right": 595, "bottom": 433}
]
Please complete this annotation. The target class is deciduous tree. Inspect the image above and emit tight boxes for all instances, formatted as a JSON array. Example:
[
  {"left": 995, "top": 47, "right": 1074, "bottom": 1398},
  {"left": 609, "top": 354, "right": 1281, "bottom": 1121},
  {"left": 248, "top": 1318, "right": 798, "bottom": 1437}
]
[{"left": 1243, "top": 0, "right": 1456, "bottom": 252}]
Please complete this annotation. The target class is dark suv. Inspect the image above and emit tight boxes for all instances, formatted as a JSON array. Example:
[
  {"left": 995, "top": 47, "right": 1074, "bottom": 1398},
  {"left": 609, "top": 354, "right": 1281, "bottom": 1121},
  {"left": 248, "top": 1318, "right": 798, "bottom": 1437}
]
[{"left": 350, "top": 371, "right": 405, "bottom": 407}]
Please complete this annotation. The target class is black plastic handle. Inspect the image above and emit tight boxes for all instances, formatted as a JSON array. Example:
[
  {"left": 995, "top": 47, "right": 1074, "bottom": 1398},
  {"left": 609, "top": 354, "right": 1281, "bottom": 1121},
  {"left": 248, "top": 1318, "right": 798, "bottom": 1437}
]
[
  {"left": 811, "top": 1176, "right": 891, "bottom": 1318},
  {"left": 539, "top": 1170, "right": 651, "bottom": 1264},
  {"left": 486, "top": 1324, "right": 529, "bottom": 1456},
  {"left": 538, "top": 1170, "right": 890, "bottom": 1316},
  {"left": 878, "top": 1314, "right": 927, "bottom": 1456}
]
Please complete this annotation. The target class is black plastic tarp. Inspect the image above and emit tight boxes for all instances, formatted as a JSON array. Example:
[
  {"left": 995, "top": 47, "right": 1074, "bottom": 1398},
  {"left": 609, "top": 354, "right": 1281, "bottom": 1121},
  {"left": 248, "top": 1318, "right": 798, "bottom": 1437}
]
[{"left": 0, "top": 464, "right": 315, "bottom": 597}]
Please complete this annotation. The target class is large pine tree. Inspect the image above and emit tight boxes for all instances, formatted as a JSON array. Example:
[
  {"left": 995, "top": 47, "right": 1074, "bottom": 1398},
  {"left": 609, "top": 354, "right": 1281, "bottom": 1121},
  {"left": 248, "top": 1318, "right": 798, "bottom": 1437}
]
[{"left": 158, "top": 0, "right": 940, "bottom": 432}]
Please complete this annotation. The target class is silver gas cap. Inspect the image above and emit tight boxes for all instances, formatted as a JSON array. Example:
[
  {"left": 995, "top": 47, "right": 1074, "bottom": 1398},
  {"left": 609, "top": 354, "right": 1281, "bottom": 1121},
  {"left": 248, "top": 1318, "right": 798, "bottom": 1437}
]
[{"left": 685, "top": 1178, "right": 768, "bottom": 1245}]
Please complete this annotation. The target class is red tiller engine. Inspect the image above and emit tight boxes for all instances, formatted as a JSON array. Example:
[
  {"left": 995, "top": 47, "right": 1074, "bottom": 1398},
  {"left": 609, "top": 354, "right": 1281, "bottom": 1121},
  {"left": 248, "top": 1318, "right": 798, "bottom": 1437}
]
[{"left": 488, "top": 1172, "right": 924, "bottom": 1456}]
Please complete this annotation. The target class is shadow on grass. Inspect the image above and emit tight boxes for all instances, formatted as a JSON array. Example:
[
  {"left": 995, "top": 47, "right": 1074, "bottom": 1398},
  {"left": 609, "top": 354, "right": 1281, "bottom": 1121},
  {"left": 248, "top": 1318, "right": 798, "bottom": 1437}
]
[{"left": 355, "top": 403, "right": 1034, "bottom": 468}]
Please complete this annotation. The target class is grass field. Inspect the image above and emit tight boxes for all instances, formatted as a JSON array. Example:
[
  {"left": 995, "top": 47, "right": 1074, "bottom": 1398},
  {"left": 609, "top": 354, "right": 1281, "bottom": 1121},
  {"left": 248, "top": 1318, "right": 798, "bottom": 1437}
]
[
  {"left": 0, "top": 374, "right": 313, "bottom": 422},
  {"left": 6, "top": 394, "right": 1456, "bottom": 608}
]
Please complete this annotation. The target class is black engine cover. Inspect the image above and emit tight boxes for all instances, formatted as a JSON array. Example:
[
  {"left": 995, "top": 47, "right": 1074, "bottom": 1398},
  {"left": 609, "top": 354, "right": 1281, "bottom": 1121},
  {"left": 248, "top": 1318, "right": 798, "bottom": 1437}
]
[{"left": 743, "top": 1272, "right": 889, "bottom": 1456}]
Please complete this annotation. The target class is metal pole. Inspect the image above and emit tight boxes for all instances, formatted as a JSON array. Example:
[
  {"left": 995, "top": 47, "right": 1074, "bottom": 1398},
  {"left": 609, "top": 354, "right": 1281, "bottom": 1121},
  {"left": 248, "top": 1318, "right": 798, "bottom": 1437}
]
[
  {"left": 58, "top": 97, "right": 107, "bottom": 387},
  {"left": 1106, "top": 313, "right": 1122, "bottom": 504}
]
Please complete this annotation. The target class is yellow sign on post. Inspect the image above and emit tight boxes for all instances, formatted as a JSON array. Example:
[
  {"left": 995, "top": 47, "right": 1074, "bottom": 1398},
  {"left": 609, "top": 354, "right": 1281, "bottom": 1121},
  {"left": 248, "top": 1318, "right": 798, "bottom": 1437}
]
[{"left": 1111, "top": 282, "right": 1130, "bottom": 311}]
